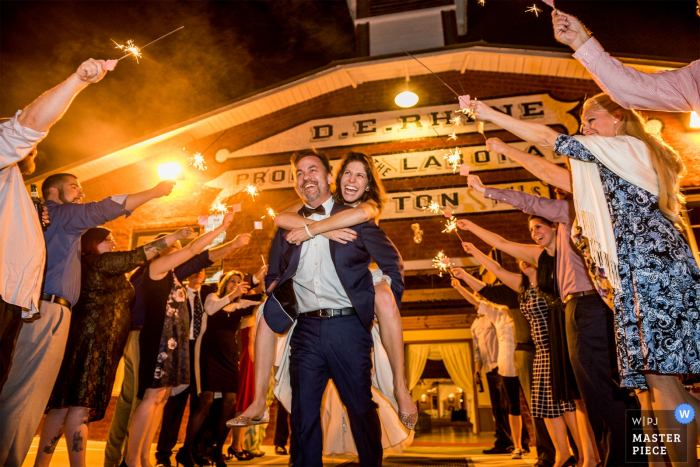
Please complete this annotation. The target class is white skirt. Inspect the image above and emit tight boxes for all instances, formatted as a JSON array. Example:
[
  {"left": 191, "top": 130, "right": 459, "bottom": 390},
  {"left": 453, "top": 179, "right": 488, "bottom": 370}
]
[{"left": 263, "top": 286, "right": 413, "bottom": 456}]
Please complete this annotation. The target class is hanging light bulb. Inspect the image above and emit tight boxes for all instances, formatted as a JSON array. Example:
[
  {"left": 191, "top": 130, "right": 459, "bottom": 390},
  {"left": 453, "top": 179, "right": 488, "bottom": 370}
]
[
  {"left": 690, "top": 111, "right": 700, "bottom": 129},
  {"left": 395, "top": 90, "right": 419, "bottom": 108}
]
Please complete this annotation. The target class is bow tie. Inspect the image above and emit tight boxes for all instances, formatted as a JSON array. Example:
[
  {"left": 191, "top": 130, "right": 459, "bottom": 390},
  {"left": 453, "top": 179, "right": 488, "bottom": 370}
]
[{"left": 301, "top": 205, "right": 326, "bottom": 218}]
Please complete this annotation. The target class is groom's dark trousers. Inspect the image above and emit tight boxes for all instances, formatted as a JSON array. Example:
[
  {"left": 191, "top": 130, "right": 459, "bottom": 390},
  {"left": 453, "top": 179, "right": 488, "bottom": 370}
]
[{"left": 290, "top": 314, "right": 382, "bottom": 467}]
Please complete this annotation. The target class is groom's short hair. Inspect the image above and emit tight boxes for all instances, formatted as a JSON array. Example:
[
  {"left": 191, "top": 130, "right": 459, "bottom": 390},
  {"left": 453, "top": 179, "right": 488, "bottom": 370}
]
[{"left": 290, "top": 149, "right": 331, "bottom": 175}]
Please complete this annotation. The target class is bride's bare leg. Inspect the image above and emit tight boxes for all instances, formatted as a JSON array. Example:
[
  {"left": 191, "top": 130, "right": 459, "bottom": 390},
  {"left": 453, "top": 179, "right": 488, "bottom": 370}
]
[
  {"left": 374, "top": 281, "right": 416, "bottom": 416},
  {"left": 236, "top": 314, "right": 276, "bottom": 419}
]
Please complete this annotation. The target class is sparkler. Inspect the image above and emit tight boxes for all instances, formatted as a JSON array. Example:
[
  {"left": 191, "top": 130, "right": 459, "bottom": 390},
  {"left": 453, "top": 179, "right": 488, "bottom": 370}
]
[
  {"left": 442, "top": 216, "right": 465, "bottom": 242},
  {"left": 112, "top": 39, "right": 142, "bottom": 63},
  {"left": 478, "top": 0, "right": 485, "bottom": 5},
  {"left": 432, "top": 251, "right": 454, "bottom": 278},
  {"left": 211, "top": 203, "right": 229, "bottom": 215},
  {"left": 265, "top": 207, "right": 276, "bottom": 219},
  {"left": 526, "top": 4, "right": 543, "bottom": 16},
  {"left": 188, "top": 152, "right": 207, "bottom": 171},
  {"left": 244, "top": 184, "right": 259, "bottom": 200},
  {"left": 444, "top": 147, "right": 462, "bottom": 173},
  {"left": 448, "top": 131, "right": 457, "bottom": 141},
  {"left": 403, "top": 51, "right": 460, "bottom": 98},
  {"left": 114, "top": 25, "right": 185, "bottom": 62},
  {"left": 477, "top": 121, "right": 486, "bottom": 141},
  {"left": 425, "top": 201, "right": 444, "bottom": 215},
  {"left": 450, "top": 116, "right": 462, "bottom": 126}
]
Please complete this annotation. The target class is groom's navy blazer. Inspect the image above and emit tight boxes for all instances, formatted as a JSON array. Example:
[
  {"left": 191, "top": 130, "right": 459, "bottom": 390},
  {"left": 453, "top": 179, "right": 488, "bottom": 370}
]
[{"left": 262, "top": 202, "right": 404, "bottom": 335}]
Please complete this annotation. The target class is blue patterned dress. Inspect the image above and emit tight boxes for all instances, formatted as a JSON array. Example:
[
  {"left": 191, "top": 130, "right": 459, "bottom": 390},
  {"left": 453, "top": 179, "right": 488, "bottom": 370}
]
[{"left": 555, "top": 134, "right": 700, "bottom": 389}]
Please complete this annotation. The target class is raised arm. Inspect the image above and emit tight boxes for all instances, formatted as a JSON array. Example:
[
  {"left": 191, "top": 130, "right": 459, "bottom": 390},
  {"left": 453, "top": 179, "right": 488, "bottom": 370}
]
[
  {"left": 203, "top": 282, "right": 251, "bottom": 316},
  {"left": 461, "top": 242, "right": 523, "bottom": 292},
  {"left": 451, "top": 278, "right": 481, "bottom": 307},
  {"left": 18, "top": 59, "right": 116, "bottom": 133},
  {"left": 467, "top": 97, "right": 561, "bottom": 149},
  {"left": 485, "top": 138, "right": 572, "bottom": 191},
  {"left": 124, "top": 180, "right": 176, "bottom": 211},
  {"left": 553, "top": 10, "right": 700, "bottom": 113},
  {"left": 143, "top": 228, "right": 193, "bottom": 260},
  {"left": 451, "top": 267, "right": 486, "bottom": 292},
  {"left": 282, "top": 202, "right": 379, "bottom": 245},
  {"left": 457, "top": 219, "right": 542, "bottom": 265},
  {"left": 206, "top": 233, "right": 252, "bottom": 262},
  {"left": 150, "top": 212, "right": 233, "bottom": 280}
]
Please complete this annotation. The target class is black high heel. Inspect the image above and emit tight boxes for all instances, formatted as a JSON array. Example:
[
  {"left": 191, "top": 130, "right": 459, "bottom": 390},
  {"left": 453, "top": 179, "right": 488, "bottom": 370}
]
[
  {"left": 175, "top": 449, "right": 196, "bottom": 467},
  {"left": 227, "top": 446, "right": 254, "bottom": 461}
]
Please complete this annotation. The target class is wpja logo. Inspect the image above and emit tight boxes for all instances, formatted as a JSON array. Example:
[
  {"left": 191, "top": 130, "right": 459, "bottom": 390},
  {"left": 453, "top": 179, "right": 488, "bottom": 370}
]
[{"left": 625, "top": 405, "right": 693, "bottom": 463}]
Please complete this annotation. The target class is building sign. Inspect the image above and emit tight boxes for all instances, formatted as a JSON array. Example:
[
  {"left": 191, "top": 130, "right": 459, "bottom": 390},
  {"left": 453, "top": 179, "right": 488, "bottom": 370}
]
[
  {"left": 214, "top": 93, "right": 579, "bottom": 162},
  {"left": 205, "top": 142, "right": 560, "bottom": 204},
  {"left": 381, "top": 181, "right": 549, "bottom": 220}
]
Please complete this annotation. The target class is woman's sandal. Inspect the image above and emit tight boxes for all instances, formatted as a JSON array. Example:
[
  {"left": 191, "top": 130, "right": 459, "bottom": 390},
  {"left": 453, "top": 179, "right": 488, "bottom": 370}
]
[
  {"left": 227, "top": 447, "right": 254, "bottom": 461},
  {"left": 226, "top": 409, "right": 269, "bottom": 428}
]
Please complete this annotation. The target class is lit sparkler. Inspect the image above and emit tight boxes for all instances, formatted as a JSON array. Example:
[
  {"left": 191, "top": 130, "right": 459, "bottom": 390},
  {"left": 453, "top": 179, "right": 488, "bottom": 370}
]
[
  {"left": 526, "top": 4, "right": 543, "bottom": 16},
  {"left": 450, "top": 116, "right": 462, "bottom": 126},
  {"left": 113, "top": 26, "right": 185, "bottom": 62},
  {"left": 478, "top": 0, "right": 485, "bottom": 5},
  {"left": 188, "top": 152, "right": 207, "bottom": 171},
  {"left": 265, "top": 207, "right": 276, "bottom": 219},
  {"left": 448, "top": 131, "right": 457, "bottom": 141},
  {"left": 211, "top": 203, "right": 229, "bottom": 215},
  {"left": 443, "top": 147, "right": 462, "bottom": 173},
  {"left": 244, "top": 184, "right": 259, "bottom": 200},
  {"left": 112, "top": 39, "right": 142, "bottom": 63},
  {"left": 425, "top": 201, "right": 444, "bottom": 215},
  {"left": 442, "top": 216, "right": 466, "bottom": 242},
  {"left": 432, "top": 251, "right": 454, "bottom": 278}
]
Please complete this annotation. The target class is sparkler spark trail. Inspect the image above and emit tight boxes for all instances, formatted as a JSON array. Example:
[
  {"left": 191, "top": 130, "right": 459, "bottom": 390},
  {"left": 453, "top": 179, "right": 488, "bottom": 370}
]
[
  {"left": 432, "top": 251, "right": 454, "bottom": 277},
  {"left": 403, "top": 51, "right": 460, "bottom": 98},
  {"left": 211, "top": 203, "right": 229, "bottom": 215},
  {"left": 425, "top": 201, "right": 444, "bottom": 215},
  {"left": 526, "top": 4, "right": 543, "bottom": 16},
  {"left": 265, "top": 207, "right": 276, "bottom": 219},
  {"left": 244, "top": 184, "right": 259, "bottom": 200},
  {"left": 478, "top": 0, "right": 485, "bottom": 5},
  {"left": 442, "top": 216, "right": 466, "bottom": 242},
  {"left": 448, "top": 131, "right": 457, "bottom": 140},
  {"left": 450, "top": 116, "right": 462, "bottom": 126},
  {"left": 444, "top": 148, "right": 462, "bottom": 173},
  {"left": 114, "top": 26, "right": 185, "bottom": 62},
  {"left": 188, "top": 152, "right": 207, "bottom": 171},
  {"left": 112, "top": 39, "right": 142, "bottom": 63}
]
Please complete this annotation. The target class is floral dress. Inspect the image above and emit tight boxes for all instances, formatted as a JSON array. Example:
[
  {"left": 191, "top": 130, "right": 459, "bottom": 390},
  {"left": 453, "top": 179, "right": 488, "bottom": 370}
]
[
  {"left": 139, "top": 266, "right": 190, "bottom": 395},
  {"left": 556, "top": 134, "right": 700, "bottom": 389}
]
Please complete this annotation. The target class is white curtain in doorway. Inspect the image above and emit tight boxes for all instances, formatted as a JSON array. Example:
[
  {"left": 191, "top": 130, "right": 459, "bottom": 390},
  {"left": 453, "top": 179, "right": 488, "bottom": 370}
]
[{"left": 405, "top": 344, "right": 431, "bottom": 390}]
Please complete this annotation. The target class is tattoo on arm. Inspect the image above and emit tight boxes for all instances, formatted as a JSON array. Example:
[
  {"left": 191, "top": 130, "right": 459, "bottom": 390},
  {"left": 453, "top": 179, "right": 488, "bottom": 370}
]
[
  {"left": 144, "top": 238, "right": 168, "bottom": 257},
  {"left": 43, "top": 430, "right": 64, "bottom": 454},
  {"left": 72, "top": 431, "right": 84, "bottom": 452}
]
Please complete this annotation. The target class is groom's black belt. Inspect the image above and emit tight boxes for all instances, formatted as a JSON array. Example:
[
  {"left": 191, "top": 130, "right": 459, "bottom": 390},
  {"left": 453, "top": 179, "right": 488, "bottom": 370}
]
[{"left": 301, "top": 307, "right": 356, "bottom": 318}]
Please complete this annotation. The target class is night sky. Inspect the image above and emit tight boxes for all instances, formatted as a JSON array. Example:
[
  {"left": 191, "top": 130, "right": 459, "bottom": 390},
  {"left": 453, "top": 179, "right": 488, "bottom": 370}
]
[{"left": 1, "top": 0, "right": 697, "bottom": 178}]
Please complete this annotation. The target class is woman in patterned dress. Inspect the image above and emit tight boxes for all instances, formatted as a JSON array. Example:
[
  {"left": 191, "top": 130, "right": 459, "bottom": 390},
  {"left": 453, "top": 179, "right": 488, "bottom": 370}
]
[
  {"left": 34, "top": 228, "right": 189, "bottom": 467},
  {"left": 124, "top": 212, "right": 234, "bottom": 467},
  {"left": 468, "top": 93, "right": 700, "bottom": 465},
  {"left": 460, "top": 241, "right": 587, "bottom": 467}
]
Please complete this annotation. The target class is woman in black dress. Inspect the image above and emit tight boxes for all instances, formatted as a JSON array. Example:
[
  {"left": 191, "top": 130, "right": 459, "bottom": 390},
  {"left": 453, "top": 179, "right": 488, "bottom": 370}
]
[
  {"left": 125, "top": 212, "right": 233, "bottom": 467},
  {"left": 177, "top": 270, "right": 257, "bottom": 467},
  {"left": 35, "top": 227, "right": 189, "bottom": 467}
]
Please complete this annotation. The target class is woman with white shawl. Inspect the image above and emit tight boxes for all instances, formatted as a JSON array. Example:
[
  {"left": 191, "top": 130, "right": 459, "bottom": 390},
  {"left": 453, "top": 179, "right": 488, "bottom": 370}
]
[{"left": 467, "top": 92, "right": 700, "bottom": 466}]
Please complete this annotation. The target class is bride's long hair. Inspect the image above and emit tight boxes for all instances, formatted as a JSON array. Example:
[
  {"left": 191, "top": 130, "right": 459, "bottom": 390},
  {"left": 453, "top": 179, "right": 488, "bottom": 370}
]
[{"left": 583, "top": 93, "right": 687, "bottom": 226}]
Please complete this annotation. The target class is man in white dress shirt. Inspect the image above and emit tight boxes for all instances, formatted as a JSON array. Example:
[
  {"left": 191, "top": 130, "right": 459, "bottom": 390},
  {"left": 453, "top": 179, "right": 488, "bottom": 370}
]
[{"left": 263, "top": 151, "right": 404, "bottom": 467}]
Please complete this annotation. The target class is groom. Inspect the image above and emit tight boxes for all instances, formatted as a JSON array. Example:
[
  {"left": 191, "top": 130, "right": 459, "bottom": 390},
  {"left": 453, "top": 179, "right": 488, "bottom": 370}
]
[{"left": 264, "top": 150, "right": 404, "bottom": 467}]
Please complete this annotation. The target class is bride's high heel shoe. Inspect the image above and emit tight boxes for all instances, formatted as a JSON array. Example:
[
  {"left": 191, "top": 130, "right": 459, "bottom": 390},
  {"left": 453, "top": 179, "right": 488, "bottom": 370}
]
[
  {"left": 398, "top": 410, "right": 418, "bottom": 430},
  {"left": 226, "top": 409, "right": 270, "bottom": 428}
]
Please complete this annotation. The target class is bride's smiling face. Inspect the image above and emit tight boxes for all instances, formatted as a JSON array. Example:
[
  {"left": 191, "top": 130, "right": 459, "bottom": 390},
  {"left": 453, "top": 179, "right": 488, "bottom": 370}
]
[{"left": 339, "top": 161, "right": 369, "bottom": 204}]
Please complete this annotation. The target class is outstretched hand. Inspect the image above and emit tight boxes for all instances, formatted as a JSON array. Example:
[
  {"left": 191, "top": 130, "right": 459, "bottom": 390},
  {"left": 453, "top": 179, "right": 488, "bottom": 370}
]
[
  {"left": 76, "top": 59, "right": 116, "bottom": 83},
  {"left": 468, "top": 100, "right": 497, "bottom": 121},
  {"left": 466, "top": 175, "right": 486, "bottom": 194},
  {"left": 451, "top": 267, "right": 468, "bottom": 281},
  {"left": 177, "top": 227, "right": 195, "bottom": 240},
  {"left": 552, "top": 10, "right": 591, "bottom": 51},
  {"left": 485, "top": 137, "right": 510, "bottom": 156},
  {"left": 456, "top": 219, "right": 474, "bottom": 232},
  {"left": 153, "top": 180, "right": 176, "bottom": 198},
  {"left": 231, "top": 233, "right": 251, "bottom": 249},
  {"left": 461, "top": 242, "right": 478, "bottom": 255}
]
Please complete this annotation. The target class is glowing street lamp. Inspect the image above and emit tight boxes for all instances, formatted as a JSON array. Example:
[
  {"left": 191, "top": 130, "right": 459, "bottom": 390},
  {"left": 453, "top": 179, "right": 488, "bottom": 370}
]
[
  {"left": 158, "top": 162, "right": 183, "bottom": 180},
  {"left": 395, "top": 91, "right": 419, "bottom": 108}
]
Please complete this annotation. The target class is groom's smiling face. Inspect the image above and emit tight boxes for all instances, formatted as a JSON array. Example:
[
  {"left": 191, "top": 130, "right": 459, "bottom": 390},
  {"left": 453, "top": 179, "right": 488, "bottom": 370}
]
[{"left": 294, "top": 155, "right": 332, "bottom": 206}]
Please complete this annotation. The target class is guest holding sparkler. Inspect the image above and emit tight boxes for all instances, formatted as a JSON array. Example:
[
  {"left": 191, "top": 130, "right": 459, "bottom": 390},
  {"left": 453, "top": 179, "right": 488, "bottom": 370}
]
[
  {"left": 466, "top": 93, "right": 700, "bottom": 465},
  {"left": 552, "top": 9, "right": 700, "bottom": 114},
  {"left": 233, "top": 151, "right": 417, "bottom": 433},
  {"left": 0, "top": 57, "right": 115, "bottom": 396},
  {"left": 106, "top": 233, "right": 251, "bottom": 467},
  {"left": 124, "top": 212, "right": 233, "bottom": 467},
  {"left": 33, "top": 228, "right": 190, "bottom": 467},
  {"left": 464, "top": 172, "right": 628, "bottom": 466},
  {"left": 461, "top": 241, "right": 589, "bottom": 467}
]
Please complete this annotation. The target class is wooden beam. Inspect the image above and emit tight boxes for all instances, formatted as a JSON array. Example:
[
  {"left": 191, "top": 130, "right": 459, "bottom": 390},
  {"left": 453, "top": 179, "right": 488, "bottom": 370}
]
[
  {"left": 403, "top": 288, "right": 463, "bottom": 302},
  {"left": 401, "top": 314, "right": 473, "bottom": 330}
]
